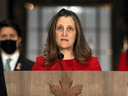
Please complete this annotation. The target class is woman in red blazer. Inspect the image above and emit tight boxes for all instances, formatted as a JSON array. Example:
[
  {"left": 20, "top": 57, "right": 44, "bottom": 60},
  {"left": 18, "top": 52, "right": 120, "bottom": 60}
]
[{"left": 32, "top": 9, "right": 102, "bottom": 71}]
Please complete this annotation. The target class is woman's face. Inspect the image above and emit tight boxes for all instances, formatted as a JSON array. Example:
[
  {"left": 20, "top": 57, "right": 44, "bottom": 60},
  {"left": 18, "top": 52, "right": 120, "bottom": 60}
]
[{"left": 55, "top": 16, "right": 76, "bottom": 50}]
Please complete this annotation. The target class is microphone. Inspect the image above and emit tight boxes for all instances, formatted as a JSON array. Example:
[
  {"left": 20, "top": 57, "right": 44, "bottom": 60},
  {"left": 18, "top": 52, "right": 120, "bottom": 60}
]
[{"left": 57, "top": 53, "right": 64, "bottom": 71}]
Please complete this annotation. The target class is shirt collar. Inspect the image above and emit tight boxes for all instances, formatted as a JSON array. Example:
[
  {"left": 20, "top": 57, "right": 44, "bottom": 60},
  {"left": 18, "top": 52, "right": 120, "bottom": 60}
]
[{"left": 1, "top": 51, "right": 20, "bottom": 61}]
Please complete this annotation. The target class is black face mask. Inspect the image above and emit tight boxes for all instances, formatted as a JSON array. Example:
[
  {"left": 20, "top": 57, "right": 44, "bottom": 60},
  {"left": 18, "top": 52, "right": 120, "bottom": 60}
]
[{"left": 0, "top": 40, "right": 17, "bottom": 54}]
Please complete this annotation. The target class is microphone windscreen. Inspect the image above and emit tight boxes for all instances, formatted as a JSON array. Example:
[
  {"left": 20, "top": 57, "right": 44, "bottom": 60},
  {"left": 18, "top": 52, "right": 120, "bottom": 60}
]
[{"left": 57, "top": 53, "right": 64, "bottom": 59}]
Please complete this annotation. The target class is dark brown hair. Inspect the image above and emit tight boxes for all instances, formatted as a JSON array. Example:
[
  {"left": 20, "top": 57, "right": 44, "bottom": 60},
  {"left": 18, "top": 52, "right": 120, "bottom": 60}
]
[
  {"left": 0, "top": 20, "right": 22, "bottom": 37},
  {"left": 43, "top": 8, "right": 92, "bottom": 66}
]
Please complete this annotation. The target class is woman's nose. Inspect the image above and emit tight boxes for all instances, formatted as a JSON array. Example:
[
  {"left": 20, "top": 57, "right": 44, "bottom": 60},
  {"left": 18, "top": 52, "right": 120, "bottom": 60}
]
[{"left": 62, "top": 29, "right": 67, "bottom": 36}]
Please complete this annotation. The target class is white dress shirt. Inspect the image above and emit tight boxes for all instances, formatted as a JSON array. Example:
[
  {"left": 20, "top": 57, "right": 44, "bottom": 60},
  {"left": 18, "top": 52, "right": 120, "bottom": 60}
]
[{"left": 2, "top": 52, "right": 20, "bottom": 71}]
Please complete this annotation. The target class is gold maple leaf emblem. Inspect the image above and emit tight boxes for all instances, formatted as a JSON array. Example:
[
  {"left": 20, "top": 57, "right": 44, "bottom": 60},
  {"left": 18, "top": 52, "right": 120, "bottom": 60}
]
[{"left": 49, "top": 73, "right": 83, "bottom": 96}]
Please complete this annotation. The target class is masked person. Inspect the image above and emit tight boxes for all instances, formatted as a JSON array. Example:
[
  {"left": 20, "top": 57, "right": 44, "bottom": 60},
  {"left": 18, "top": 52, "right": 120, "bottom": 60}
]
[
  {"left": 117, "top": 37, "right": 128, "bottom": 71},
  {"left": 0, "top": 20, "right": 35, "bottom": 71}
]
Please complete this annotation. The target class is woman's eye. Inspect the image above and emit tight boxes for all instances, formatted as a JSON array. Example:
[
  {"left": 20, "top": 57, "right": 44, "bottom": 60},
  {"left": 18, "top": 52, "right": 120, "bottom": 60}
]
[
  {"left": 69, "top": 28, "right": 73, "bottom": 31},
  {"left": 58, "top": 27, "right": 62, "bottom": 30}
]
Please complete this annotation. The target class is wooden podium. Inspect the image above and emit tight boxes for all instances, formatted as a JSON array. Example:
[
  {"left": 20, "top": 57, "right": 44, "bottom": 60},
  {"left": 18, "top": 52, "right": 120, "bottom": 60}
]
[{"left": 4, "top": 71, "right": 128, "bottom": 96}]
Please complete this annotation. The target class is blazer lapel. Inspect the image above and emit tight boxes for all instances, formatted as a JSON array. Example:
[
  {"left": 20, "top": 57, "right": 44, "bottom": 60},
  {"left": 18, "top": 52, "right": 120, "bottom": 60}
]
[
  {"left": 0, "top": 55, "right": 4, "bottom": 71},
  {"left": 0, "top": 55, "right": 7, "bottom": 96},
  {"left": 14, "top": 54, "right": 22, "bottom": 71}
]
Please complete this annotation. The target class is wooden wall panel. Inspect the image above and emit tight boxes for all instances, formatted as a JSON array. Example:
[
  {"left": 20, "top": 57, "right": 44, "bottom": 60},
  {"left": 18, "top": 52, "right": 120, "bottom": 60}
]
[{"left": 4, "top": 71, "right": 128, "bottom": 96}]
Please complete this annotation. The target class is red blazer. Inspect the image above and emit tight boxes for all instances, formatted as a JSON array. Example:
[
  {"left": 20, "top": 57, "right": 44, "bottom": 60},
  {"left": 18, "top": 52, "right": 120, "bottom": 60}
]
[
  {"left": 32, "top": 56, "right": 102, "bottom": 71},
  {"left": 117, "top": 52, "right": 128, "bottom": 71}
]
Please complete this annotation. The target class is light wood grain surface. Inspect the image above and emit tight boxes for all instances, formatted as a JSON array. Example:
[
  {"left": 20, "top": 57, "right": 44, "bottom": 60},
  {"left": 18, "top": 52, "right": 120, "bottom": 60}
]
[{"left": 4, "top": 71, "right": 128, "bottom": 96}]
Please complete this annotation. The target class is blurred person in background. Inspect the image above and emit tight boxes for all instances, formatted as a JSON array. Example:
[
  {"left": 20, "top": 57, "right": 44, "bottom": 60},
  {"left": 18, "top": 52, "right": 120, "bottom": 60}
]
[
  {"left": 117, "top": 37, "right": 128, "bottom": 71},
  {"left": 0, "top": 20, "right": 35, "bottom": 71},
  {"left": 32, "top": 9, "right": 102, "bottom": 71}
]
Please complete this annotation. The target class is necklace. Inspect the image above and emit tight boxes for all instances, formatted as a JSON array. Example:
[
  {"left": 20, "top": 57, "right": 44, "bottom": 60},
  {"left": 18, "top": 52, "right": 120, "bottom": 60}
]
[{"left": 63, "top": 56, "right": 75, "bottom": 60}]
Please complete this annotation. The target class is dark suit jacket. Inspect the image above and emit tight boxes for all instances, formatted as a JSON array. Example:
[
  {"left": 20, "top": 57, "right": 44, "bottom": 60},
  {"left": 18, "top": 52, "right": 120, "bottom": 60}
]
[
  {"left": 0, "top": 58, "right": 7, "bottom": 96},
  {"left": 0, "top": 54, "right": 35, "bottom": 96},
  {"left": 14, "top": 54, "right": 35, "bottom": 71},
  {"left": 0, "top": 54, "right": 35, "bottom": 71},
  {"left": 0, "top": 54, "right": 35, "bottom": 95}
]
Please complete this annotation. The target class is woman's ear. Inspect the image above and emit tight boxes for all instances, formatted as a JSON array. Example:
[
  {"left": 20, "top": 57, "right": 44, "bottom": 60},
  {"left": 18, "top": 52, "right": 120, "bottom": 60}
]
[{"left": 123, "top": 38, "right": 127, "bottom": 51}]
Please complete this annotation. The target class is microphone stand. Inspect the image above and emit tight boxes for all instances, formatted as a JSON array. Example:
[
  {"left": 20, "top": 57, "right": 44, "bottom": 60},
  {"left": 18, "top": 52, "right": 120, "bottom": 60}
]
[
  {"left": 60, "top": 58, "right": 63, "bottom": 71},
  {"left": 57, "top": 53, "right": 64, "bottom": 71}
]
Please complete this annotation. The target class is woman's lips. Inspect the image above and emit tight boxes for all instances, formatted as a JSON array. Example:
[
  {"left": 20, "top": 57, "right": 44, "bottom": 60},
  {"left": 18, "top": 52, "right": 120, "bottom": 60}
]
[{"left": 61, "top": 39, "right": 68, "bottom": 41}]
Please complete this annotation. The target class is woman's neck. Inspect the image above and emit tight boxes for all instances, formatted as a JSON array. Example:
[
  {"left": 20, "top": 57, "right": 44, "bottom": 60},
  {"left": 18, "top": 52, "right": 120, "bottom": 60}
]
[{"left": 59, "top": 48, "right": 74, "bottom": 60}]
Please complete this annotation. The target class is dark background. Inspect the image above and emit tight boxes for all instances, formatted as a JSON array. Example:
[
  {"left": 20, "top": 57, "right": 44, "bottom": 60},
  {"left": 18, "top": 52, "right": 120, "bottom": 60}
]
[{"left": 0, "top": 0, "right": 127, "bottom": 70}]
